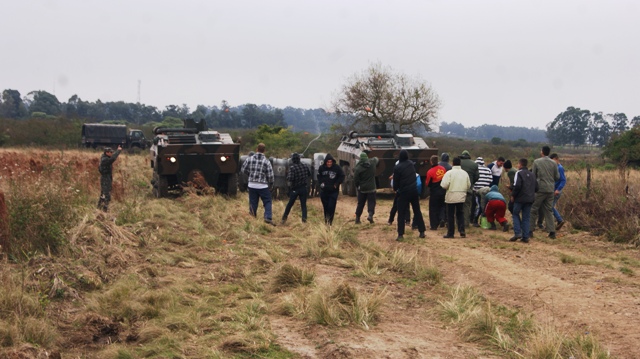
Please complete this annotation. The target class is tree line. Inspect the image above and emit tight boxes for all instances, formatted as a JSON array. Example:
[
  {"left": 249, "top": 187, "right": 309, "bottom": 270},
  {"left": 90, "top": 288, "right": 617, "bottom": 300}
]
[
  {"left": 0, "top": 89, "right": 336, "bottom": 133},
  {"left": 438, "top": 122, "right": 548, "bottom": 142},
  {"left": 546, "top": 106, "right": 640, "bottom": 147}
]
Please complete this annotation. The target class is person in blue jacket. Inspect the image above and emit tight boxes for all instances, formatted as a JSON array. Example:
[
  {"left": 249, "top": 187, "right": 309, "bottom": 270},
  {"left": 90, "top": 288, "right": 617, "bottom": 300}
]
[{"left": 550, "top": 153, "right": 566, "bottom": 231}]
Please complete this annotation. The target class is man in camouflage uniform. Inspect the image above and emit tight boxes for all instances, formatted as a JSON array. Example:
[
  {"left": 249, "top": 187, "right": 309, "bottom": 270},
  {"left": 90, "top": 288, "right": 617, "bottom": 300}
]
[{"left": 97, "top": 145, "right": 122, "bottom": 211}]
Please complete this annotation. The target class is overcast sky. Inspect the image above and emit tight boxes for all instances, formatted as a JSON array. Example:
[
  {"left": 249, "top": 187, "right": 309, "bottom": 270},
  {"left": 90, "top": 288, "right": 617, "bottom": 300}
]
[{"left": 1, "top": 0, "right": 639, "bottom": 129}]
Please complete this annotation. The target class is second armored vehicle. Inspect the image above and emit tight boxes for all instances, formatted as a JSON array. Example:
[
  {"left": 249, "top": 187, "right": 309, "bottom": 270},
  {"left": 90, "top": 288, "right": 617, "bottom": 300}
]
[
  {"left": 150, "top": 119, "right": 240, "bottom": 197},
  {"left": 336, "top": 129, "right": 438, "bottom": 198}
]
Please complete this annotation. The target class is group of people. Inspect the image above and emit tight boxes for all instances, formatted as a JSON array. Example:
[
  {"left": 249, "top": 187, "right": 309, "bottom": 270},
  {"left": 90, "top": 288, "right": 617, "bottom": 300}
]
[
  {"left": 98, "top": 142, "right": 567, "bottom": 245},
  {"left": 234, "top": 143, "right": 568, "bottom": 244}
]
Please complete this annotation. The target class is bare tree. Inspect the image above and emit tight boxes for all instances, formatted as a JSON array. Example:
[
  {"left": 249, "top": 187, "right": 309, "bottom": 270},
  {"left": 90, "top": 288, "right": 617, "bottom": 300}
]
[{"left": 333, "top": 63, "right": 441, "bottom": 133}]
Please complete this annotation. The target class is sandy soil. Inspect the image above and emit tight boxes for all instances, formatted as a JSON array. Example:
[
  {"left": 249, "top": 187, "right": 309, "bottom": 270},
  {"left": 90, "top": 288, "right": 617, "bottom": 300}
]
[{"left": 269, "top": 193, "right": 640, "bottom": 358}]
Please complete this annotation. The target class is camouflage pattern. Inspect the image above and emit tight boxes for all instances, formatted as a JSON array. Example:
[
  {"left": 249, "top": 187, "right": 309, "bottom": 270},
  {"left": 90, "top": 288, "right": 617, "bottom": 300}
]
[
  {"left": 150, "top": 119, "right": 240, "bottom": 197},
  {"left": 97, "top": 149, "right": 121, "bottom": 211},
  {"left": 336, "top": 131, "right": 438, "bottom": 198}
]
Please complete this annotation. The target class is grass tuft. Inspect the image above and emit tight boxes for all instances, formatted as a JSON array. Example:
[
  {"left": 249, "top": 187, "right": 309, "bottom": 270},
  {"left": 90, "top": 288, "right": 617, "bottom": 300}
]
[{"left": 272, "top": 264, "right": 315, "bottom": 292}]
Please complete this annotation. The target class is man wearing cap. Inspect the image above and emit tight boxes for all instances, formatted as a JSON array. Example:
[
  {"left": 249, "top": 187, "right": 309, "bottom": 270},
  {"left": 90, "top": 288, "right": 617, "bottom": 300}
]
[
  {"left": 354, "top": 152, "right": 379, "bottom": 224},
  {"left": 97, "top": 145, "right": 123, "bottom": 211},
  {"left": 459, "top": 150, "right": 479, "bottom": 227},
  {"left": 281, "top": 153, "right": 311, "bottom": 225}
]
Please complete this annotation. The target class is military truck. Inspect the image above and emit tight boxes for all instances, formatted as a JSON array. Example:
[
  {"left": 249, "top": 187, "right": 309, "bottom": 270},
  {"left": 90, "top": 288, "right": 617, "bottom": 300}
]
[
  {"left": 336, "top": 129, "right": 438, "bottom": 198},
  {"left": 150, "top": 119, "right": 240, "bottom": 198},
  {"left": 82, "top": 123, "right": 147, "bottom": 150}
]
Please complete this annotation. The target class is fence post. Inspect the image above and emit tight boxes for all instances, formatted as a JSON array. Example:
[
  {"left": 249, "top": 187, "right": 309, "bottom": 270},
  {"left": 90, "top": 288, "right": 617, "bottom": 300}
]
[{"left": 586, "top": 164, "right": 591, "bottom": 200}]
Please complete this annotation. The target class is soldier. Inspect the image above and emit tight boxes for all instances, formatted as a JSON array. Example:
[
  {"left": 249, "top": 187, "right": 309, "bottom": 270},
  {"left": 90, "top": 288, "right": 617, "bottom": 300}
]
[
  {"left": 97, "top": 145, "right": 122, "bottom": 211},
  {"left": 354, "top": 152, "right": 379, "bottom": 224},
  {"left": 241, "top": 143, "right": 276, "bottom": 226},
  {"left": 530, "top": 145, "right": 560, "bottom": 239},
  {"left": 393, "top": 150, "right": 426, "bottom": 241},
  {"left": 459, "top": 150, "right": 479, "bottom": 228}
]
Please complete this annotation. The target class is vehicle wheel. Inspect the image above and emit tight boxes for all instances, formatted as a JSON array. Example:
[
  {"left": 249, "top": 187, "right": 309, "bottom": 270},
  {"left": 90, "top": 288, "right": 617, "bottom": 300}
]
[
  {"left": 227, "top": 173, "right": 238, "bottom": 196},
  {"left": 154, "top": 174, "right": 168, "bottom": 198}
]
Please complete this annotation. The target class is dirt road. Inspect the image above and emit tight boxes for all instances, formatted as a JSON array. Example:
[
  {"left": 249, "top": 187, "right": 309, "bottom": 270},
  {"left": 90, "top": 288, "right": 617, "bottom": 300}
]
[{"left": 270, "top": 193, "right": 640, "bottom": 358}]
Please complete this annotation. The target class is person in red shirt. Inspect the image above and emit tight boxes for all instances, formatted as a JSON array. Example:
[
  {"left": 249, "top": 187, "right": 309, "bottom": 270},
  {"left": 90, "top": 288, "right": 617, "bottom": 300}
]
[{"left": 425, "top": 155, "right": 447, "bottom": 230}]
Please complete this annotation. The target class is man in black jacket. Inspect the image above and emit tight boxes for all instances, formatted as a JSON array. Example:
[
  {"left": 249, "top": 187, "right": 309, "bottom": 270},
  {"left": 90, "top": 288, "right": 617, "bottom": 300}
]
[
  {"left": 509, "top": 158, "right": 538, "bottom": 243},
  {"left": 317, "top": 153, "right": 344, "bottom": 225},
  {"left": 393, "top": 150, "right": 426, "bottom": 241},
  {"left": 97, "top": 145, "right": 122, "bottom": 211},
  {"left": 281, "top": 153, "right": 311, "bottom": 225}
]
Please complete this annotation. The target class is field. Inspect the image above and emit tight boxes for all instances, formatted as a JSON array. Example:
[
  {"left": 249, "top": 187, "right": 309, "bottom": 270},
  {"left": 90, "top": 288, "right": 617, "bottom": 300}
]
[{"left": 1, "top": 148, "right": 639, "bottom": 358}]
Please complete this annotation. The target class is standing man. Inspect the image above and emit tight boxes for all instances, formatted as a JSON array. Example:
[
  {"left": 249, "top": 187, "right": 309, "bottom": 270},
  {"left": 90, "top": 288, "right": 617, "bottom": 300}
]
[
  {"left": 503, "top": 159, "right": 517, "bottom": 213},
  {"left": 317, "top": 153, "right": 344, "bottom": 225},
  {"left": 241, "top": 143, "right": 276, "bottom": 226},
  {"left": 281, "top": 153, "right": 310, "bottom": 225},
  {"left": 549, "top": 153, "right": 567, "bottom": 231},
  {"left": 439, "top": 152, "right": 452, "bottom": 171},
  {"left": 441, "top": 157, "right": 471, "bottom": 238},
  {"left": 393, "top": 150, "right": 426, "bottom": 241},
  {"left": 460, "top": 150, "right": 479, "bottom": 228},
  {"left": 510, "top": 158, "right": 537, "bottom": 243},
  {"left": 487, "top": 156, "right": 506, "bottom": 186},
  {"left": 530, "top": 145, "right": 560, "bottom": 239},
  {"left": 425, "top": 155, "right": 447, "bottom": 230},
  {"left": 97, "top": 145, "right": 122, "bottom": 212},
  {"left": 354, "top": 152, "right": 379, "bottom": 224},
  {"left": 471, "top": 157, "right": 493, "bottom": 226}
]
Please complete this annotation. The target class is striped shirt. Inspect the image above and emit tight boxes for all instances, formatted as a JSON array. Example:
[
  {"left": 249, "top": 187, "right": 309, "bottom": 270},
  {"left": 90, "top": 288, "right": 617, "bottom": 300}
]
[{"left": 473, "top": 165, "right": 493, "bottom": 191}]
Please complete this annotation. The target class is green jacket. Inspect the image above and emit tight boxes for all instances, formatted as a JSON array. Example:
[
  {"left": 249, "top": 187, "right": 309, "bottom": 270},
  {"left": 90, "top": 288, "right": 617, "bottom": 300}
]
[
  {"left": 354, "top": 157, "right": 378, "bottom": 193},
  {"left": 460, "top": 154, "right": 479, "bottom": 186},
  {"left": 531, "top": 156, "right": 559, "bottom": 193}
]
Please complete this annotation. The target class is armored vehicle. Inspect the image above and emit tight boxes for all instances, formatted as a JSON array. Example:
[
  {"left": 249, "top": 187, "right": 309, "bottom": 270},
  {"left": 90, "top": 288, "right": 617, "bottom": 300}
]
[
  {"left": 336, "top": 130, "right": 438, "bottom": 198},
  {"left": 82, "top": 123, "right": 147, "bottom": 150},
  {"left": 150, "top": 119, "right": 240, "bottom": 198}
]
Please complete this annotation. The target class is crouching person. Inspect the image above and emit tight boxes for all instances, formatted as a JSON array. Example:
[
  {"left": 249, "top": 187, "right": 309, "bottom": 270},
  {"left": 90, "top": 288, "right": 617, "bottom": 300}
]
[{"left": 484, "top": 185, "right": 510, "bottom": 231}]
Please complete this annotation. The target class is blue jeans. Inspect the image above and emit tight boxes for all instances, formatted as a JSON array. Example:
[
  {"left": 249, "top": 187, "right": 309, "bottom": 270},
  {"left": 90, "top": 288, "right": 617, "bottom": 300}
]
[
  {"left": 553, "top": 193, "right": 563, "bottom": 222},
  {"left": 249, "top": 187, "right": 273, "bottom": 221},
  {"left": 512, "top": 202, "right": 532, "bottom": 238}
]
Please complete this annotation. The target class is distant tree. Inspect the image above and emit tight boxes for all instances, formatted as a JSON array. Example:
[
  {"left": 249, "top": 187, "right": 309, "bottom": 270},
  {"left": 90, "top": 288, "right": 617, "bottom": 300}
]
[
  {"left": 588, "top": 112, "right": 611, "bottom": 147},
  {"left": 490, "top": 137, "right": 502, "bottom": 145},
  {"left": 610, "top": 112, "right": 629, "bottom": 134},
  {"left": 546, "top": 107, "right": 590, "bottom": 146},
  {"left": 602, "top": 127, "right": 640, "bottom": 166},
  {"left": 0, "top": 89, "right": 28, "bottom": 118},
  {"left": 162, "top": 104, "right": 190, "bottom": 119},
  {"left": 26, "top": 90, "right": 61, "bottom": 116},
  {"left": 631, "top": 116, "right": 640, "bottom": 128},
  {"left": 333, "top": 63, "right": 441, "bottom": 133},
  {"left": 439, "top": 121, "right": 466, "bottom": 137}
]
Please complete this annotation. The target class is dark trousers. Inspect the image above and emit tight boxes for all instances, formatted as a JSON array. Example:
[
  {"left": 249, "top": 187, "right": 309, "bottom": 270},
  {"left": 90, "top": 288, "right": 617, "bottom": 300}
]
[
  {"left": 388, "top": 192, "right": 411, "bottom": 224},
  {"left": 428, "top": 187, "right": 446, "bottom": 229},
  {"left": 249, "top": 187, "right": 273, "bottom": 220},
  {"left": 470, "top": 192, "right": 483, "bottom": 224},
  {"left": 355, "top": 191, "right": 376, "bottom": 218},
  {"left": 463, "top": 192, "right": 473, "bottom": 227},
  {"left": 97, "top": 175, "right": 112, "bottom": 211},
  {"left": 446, "top": 202, "right": 465, "bottom": 236},
  {"left": 397, "top": 190, "right": 426, "bottom": 236},
  {"left": 282, "top": 186, "right": 308, "bottom": 222},
  {"left": 320, "top": 190, "right": 339, "bottom": 225}
]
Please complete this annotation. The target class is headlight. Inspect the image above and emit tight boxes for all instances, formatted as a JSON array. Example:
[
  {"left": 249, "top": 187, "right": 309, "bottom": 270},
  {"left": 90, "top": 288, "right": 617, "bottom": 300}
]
[
  {"left": 169, "top": 156, "right": 177, "bottom": 163},
  {"left": 220, "top": 156, "right": 227, "bottom": 162}
]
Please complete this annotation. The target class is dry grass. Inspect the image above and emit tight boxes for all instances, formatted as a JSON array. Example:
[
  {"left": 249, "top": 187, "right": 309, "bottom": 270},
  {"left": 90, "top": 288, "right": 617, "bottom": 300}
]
[
  {"left": 562, "top": 168, "right": 640, "bottom": 245},
  {"left": 272, "top": 263, "right": 315, "bottom": 292}
]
